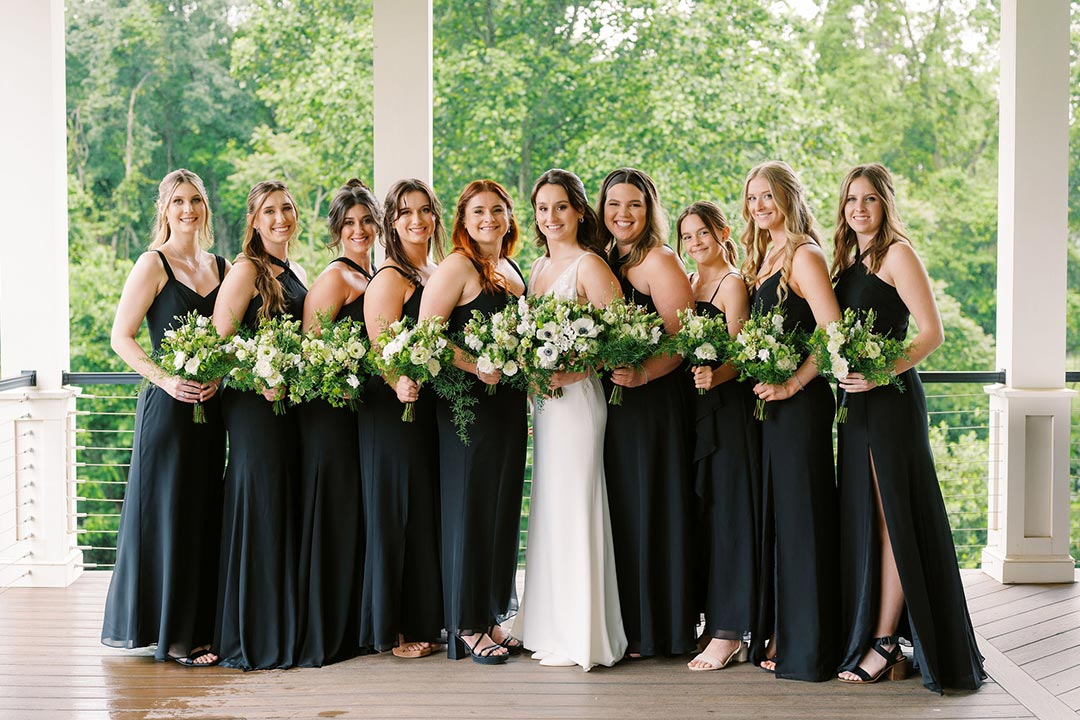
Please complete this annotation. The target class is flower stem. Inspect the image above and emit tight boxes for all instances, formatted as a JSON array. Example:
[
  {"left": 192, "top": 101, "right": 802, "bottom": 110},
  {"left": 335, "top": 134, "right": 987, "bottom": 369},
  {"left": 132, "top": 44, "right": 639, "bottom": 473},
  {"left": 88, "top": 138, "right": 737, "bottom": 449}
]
[
  {"left": 192, "top": 401, "right": 205, "bottom": 424},
  {"left": 401, "top": 401, "right": 415, "bottom": 423},
  {"left": 754, "top": 398, "right": 768, "bottom": 421},
  {"left": 609, "top": 385, "right": 623, "bottom": 406}
]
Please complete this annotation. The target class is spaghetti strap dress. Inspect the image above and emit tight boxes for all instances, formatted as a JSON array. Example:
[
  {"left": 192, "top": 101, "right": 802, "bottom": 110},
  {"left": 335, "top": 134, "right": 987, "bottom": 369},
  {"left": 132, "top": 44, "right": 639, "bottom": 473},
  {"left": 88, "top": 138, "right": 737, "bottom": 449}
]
[
  {"left": 602, "top": 254, "right": 697, "bottom": 657},
  {"left": 295, "top": 256, "right": 371, "bottom": 666},
  {"left": 101, "top": 251, "right": 227, "bottom": 661},
  {"left": 359, "top": 266, "right": 444, "bottom": 651},
  {"left": 439, "top": 261, "right": 528, "bottom": 644},
  {"left": 215, "top": 256, "right": 306, "bottom": 670},
  {"left": 692, "top": 275, "right": 762, "bottom": 644},
  {"left": 748, "top": 267, "right": 841, "bottom": 682},
  {"left": 834, "top": 253, "right": 984, "bottom": 692}
]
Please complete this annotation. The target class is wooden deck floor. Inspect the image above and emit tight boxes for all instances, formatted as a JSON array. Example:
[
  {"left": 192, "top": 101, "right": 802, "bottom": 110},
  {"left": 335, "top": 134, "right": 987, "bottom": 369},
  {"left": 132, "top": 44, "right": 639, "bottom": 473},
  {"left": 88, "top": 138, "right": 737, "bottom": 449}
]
[{"left": 0, "top": 570, "right": 1076, "bottom": 719}]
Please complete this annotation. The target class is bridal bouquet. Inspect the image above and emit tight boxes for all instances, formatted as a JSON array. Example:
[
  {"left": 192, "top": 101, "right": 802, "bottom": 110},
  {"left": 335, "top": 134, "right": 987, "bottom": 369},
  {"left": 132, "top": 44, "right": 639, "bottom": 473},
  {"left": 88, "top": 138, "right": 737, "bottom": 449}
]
[
  {"left": 515, "top": 294, "right": 603, "bottom": 400},
  {"left": 155, "top": 311, "right": 234, "bottom": 423},
  {"left": 461, "top": 304, "right": 525, "bottom": 395},
  {"left": 727, "top": 307, "right": 804, "bottom": 420},
  {"left": 667, "top": 308, "right": 733, "bottom": 395},
  {"left": 225, "top": 315, "right": 304, "bottom": 416},
  {"left": 809, "top": 307, "right": 906, "bottom": 422},
  {"left": 595, "top": 297, "right": 665, "bottom": 405},
  {"left": 293, "top": 314, "right": 371, "bottom": 410}
]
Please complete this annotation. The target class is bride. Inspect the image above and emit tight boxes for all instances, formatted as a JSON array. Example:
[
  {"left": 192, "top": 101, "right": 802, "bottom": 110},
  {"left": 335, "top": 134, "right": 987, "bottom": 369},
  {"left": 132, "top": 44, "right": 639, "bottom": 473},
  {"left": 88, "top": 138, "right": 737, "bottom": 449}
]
[{"left": 512, "top": 168, "right": 627, "bottom": 670}]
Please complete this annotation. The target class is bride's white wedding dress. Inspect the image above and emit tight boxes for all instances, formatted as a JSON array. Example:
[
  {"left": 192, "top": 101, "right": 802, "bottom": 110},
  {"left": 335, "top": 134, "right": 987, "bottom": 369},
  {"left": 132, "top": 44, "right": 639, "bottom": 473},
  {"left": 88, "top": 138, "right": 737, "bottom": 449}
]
[{"left": 512, "top": 253, "right": 627, "bottom": 671}]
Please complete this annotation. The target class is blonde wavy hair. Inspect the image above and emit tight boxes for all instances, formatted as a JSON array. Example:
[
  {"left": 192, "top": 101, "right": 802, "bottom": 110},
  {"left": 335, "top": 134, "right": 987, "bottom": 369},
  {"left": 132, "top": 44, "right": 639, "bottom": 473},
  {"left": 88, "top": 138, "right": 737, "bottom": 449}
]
[
  {"left": 149, "top": 169, "right": 214, "bottom": 251},
  {"left": 738, "top": 161, "right": 820, "bottom": 301},
  {"left": 829, "top": 163, "right": 910, "bottom": 279}
]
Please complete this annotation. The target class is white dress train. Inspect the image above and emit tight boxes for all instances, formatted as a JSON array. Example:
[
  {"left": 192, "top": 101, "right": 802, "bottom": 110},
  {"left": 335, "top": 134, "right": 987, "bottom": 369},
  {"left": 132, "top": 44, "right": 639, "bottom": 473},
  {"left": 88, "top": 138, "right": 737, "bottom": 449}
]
[{"left": 512, "top": 253, "right": 627, "bottom": 671}]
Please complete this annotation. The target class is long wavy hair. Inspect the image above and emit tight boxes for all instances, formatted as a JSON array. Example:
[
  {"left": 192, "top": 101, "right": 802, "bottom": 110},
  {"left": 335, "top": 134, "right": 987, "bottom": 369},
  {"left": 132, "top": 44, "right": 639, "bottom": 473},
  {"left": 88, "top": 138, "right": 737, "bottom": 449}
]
[
  {"left": 240, "top": 180, "right": 299, "bottom": 320},
  {"left": 676, "top": 201, "right": 738, "bottom": 267},
  {"left": 597, "top": 167, "right": 668, "bottom": 276},
  {"left": 738, "top": 161, "right": 820, "bottom": 301},
  {"left": 450, "top": 179, "right": 519, "bottom": 294},
  {"left": 149, "top": 169, "right": 214, "bottom": 251},
  {"left": 327, "top": 178, "right": 382, "bottom": 254},
  {"left": 380, "top": 179, "right": 446, "bottom": 286},
  {"left": 530, "top": 168, "right": 605, "bottom": 257},
  {"left": 829, "top": 163, "right": 911, "bottom": 279}
]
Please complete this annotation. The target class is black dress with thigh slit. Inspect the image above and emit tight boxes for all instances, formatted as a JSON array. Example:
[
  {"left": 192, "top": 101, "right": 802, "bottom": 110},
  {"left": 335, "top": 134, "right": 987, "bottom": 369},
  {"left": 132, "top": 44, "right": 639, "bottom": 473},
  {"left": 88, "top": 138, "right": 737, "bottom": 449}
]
[
  {"left": 215, "top": 256, "right": 306, "bottom": 670},
  {"left": 748, "top": 268, "right": 840, "bottom": 682},
  {"left": 295, "top": 256, "right": 371, "bottom": 666},
  {"left": 834, "top": 254, "right": 984, "bottom": 692},
  {"left": 101, "top": 251, "right": 227, "bottom": 661}
]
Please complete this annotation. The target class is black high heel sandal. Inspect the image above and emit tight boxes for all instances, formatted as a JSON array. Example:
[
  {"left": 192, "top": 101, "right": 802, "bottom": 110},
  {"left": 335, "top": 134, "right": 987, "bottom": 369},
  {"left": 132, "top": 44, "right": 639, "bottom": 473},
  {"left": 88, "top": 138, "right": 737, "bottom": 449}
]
[
  {"left": 493, "top": 626, "right": 523, "bottom": 656},
  {"left": 838, "top": 635, "right": 909, "bottom": 684},
  {"left": 448, "top": 633, "right": 509, "bottom": 665}
]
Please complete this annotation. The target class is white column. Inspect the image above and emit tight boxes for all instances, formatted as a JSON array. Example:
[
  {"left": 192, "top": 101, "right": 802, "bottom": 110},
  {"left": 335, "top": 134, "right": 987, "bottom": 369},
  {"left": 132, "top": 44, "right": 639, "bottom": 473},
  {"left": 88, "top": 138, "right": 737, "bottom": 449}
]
[
  {"left": 982, "top": 0, "right": 1075, "bottom": 584},
  {"left": 0, "top": 1, "right": 82, "bottom": 587},
  {"left": 372, "top": 0, "right": 433, "bottom": 200},
  {"left": 0, "top": 0, "right": 71, "bottom": 390}
]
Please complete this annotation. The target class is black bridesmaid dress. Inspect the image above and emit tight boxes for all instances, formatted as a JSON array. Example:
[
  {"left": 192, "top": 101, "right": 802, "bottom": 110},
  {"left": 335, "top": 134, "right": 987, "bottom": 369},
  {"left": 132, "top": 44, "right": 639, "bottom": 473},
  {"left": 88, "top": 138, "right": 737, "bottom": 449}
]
[
  {"left": 359, "top": 266, "right": 444, "bottom": 652},
  {"left": 295, "top": 256, "right": 370, "bottom": 667},
  {"left": 748, "top": 266, "right": 840, "bottom": 682},
  {"left": 439, "top": 263, "right": 528, "bottom": 652},
  {"left": 101, "top": 251, "right": 226, "bottom": 661},
  {"left": 834, "top": 253, "right": 984, "bottom": 692},
  {"left": 691, "top": 278, "right": 762, "bottom": 646},
  {"left": 602, "top": 255, "right": 697, "bottom": 657},
  {"left": 215, "top": 256, "right": 306, "bottom": 670}
]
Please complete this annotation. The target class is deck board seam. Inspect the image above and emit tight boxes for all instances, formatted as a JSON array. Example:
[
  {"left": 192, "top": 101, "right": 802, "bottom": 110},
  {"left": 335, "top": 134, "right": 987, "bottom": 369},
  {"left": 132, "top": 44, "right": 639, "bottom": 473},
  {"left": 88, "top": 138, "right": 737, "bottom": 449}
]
[{"left": 977, "top": 628, "right": 1078, "bottom": 719}]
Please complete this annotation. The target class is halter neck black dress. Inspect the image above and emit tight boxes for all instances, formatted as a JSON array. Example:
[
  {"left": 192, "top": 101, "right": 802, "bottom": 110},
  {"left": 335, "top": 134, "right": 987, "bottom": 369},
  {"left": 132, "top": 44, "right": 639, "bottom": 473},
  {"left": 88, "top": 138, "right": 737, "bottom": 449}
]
[
  {"left": 691, "top": 274, "right": 762, "bottom": 644},
  {"left": 359, "top": 266, "right": 444, "bottom": 652},
  {"left": 215, "top": 255, "right": 306, "bottom": 670},
  {"left": 834, "top": 253, "right": 984, "bottom": 692},
  {"left": 602, "top": 254, "right": 696, "bottom": 657},
  {"left": 439, "top": 262, "right": 528, "bottom": 648},
  {"left": 101, "top": 251, "right": 227, "bottom": 661},
  {"left": 748, "top": 265, "right": 840, "bottom": 682},
  {"left": 296, "top": 256, "right": 372, "bottom": 666}
]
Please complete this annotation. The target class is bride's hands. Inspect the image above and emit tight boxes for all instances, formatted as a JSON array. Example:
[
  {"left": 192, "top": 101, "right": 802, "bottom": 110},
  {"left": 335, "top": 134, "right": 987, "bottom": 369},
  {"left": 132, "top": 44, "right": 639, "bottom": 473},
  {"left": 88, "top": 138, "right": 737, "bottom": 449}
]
[{"left": 549, "top": 370, "right": 588, "bottom": 390}]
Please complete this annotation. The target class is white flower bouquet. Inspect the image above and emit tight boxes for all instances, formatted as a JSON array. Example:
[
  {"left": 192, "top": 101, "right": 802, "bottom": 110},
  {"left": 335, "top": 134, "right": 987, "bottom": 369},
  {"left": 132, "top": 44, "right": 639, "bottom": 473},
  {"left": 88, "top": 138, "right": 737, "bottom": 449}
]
[
  {"left": 595, "top": 297, "right": 665, "bottom": 405},
  {"left": 371, "top": 316, "right": 454, "bottom": 423},
  {"left": 461, "top": 304, "right": 525, "bottom": 395},
  {"left": 809, "top": 307, "right": 906, "bottom": 422},
  {"left": 225, "top": 315, "right": 304, "bottom": 416},
  {"left": 155, "top": 311, "right": 234, "bottom": 423},
  {"left": 667, "top": 308, "right": 733, "bottom": 395},
  {"left": 515, "top": 293, "right": 602, "bottom": 400},
  {"left": 293, "top": 313, "right": 371, "bottom": 410},
  {"left": 727, "top": 307, "right": 805, "bottom": 420}
]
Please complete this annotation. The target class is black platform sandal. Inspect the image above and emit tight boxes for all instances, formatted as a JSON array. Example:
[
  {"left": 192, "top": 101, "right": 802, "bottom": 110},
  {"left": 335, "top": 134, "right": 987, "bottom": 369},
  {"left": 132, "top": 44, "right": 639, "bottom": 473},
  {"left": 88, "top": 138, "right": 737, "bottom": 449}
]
[
  {"left": 838, "top": 635, "right": 909, "bottom": 684},
  {"left": 448, "top": 633, "right": 509, "bottom": 665}
]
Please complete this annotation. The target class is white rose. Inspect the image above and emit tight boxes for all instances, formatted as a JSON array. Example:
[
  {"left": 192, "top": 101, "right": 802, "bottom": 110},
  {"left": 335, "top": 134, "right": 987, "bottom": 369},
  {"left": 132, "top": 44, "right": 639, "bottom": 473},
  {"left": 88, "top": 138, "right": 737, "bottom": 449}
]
[
  {"left": 777, "top": 356, "right": 796, "bottom": 372},
  {"left": 771, "top": 313, "right": 784, "bottom": 332},
  {"left": 410, "top": 345, "right": 432, "bottom": 365},
  {"left": 831, "top": 355, "right": 849, "bottom": 379},
  {"left": 865, "top": 341, "right": 881, "bottom": 359},
  {"left": 184, "top": 357, "right": 201, "bottom": 375},
  {"left": 254, "top": 359, "right": 273, "bottom": 379},
  {"left": 427, "top": 358, "right": 441, "bottom": 375},
  {"left": 502, "top": 360, "right": 518, "bottom": 376},
  {"left": 476, "top": 356, "right": 496, "bottom": 374},
  {"left": 694, "top": 343, "right": 717, "bottom": 361}
]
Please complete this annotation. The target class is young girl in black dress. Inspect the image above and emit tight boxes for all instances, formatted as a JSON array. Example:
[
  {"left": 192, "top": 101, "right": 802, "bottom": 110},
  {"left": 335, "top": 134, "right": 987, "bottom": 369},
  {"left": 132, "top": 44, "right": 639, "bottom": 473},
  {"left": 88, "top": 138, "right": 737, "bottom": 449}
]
[
  {"left": 212, "top": 181, "right": 308, "bottom": 670},
  {"left": 360, "top": 179, "right": 445, "bottom": 659},
  {"left": 677, "top": 202, "right": 760, "bottom": 672},
  {"left": 295, "top": 179, "right": 378, "bottom": 667},
  {"left": 831, "top": 163, "right": 983, "bottom": 692},
  {"left": 419, "top": 180, "right": 527, "bottom": 665},
  {"left": 102, "top": 169, "right": 228, "bottom": 667},
  {"left": 740, "top": 161, "right": 841, "bottom": 682}
]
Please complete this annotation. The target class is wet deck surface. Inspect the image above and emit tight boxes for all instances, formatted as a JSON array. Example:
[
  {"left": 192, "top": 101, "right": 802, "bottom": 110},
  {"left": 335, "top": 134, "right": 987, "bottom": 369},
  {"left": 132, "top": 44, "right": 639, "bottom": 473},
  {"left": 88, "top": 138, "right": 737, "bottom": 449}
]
[{"left": 1, "top": 570, "right": 1076, "bottom": 719}]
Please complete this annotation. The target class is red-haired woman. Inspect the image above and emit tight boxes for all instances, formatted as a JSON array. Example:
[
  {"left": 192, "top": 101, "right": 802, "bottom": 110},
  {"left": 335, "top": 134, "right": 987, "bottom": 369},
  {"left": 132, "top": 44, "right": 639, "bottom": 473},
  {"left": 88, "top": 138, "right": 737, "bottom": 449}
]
[{"left": 419, "top": 180, "right": 528, "bottom": 665}]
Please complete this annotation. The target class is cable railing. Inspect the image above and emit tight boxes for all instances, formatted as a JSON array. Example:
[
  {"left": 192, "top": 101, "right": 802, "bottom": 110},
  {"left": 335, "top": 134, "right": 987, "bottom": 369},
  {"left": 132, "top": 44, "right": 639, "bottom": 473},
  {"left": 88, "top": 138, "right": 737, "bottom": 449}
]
[
  {"left": 0, "top": 387, "right": 34, "bottom": 590},
  {"left": 61, "top": 370, "right": 1025, "bottom": 572}
]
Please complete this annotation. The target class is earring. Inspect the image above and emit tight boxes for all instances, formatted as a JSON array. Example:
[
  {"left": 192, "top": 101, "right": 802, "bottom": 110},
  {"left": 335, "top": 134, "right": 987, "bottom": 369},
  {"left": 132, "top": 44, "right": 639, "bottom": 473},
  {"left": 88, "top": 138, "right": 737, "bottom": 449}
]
[{"left": 578, "top": 217, "right": 584, "bottom": 223}]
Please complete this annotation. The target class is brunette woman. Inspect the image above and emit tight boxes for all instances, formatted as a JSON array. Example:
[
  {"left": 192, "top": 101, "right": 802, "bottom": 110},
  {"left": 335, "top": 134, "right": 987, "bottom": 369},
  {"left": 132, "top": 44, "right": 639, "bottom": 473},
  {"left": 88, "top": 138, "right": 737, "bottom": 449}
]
[
  {"left": 598, "top": 168, "right": 697, "bottom": 658},
  {"left": 419, "top": 180, "right": 528, "bottom": 665},
  {"left": 359, "top": 179, "right": 445, "bottom": 659},
  {"left": 102, "top": 169, "right": 228, "bottom": 666},
  {"left": 677, "top": 202, "right": 761, "bottom": 672},
  {"left": 741, "top": 161, "right": 841, "bottom": 682},
  {"left": 832, "top": 164, "right": 983, "bottom": 692},
  {"left": 294, "top": 179, "right": 378, "bottom": 667},
  {"left": 212, "top": 180, "right": 307, "bottom": 670}
]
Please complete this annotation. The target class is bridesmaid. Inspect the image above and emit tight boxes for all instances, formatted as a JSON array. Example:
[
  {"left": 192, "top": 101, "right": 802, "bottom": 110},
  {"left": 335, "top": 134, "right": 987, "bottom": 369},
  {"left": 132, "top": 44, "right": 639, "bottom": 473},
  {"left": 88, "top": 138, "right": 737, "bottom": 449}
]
[
  {"left": 832, "top": 164, "right": 984, "bottom": 691},
  {"left": 419, "top": 180, "right": 528, "bottom": 665},
  {"left": 212, "top": 180, "right": 308, "bottom": 670},
  {"left": 511, "top": 168, "right": 627, "bottom": 670},
  {"left": 741, "top": 161, "right": 841, "bottom": 682},
  {"left": 360, "top": 179, "right": 445, "bottom": 658},
  {"left": 676, "top": 202, "right": 761, "bottom": 672},
  {"left": 294, "top": 179, "right": 378, "bottom": 667},
  {"left": 598, "top": 168, "right": 697, "bottom": 657},
  {"left": 101, "top": 169, "right": 228, "bottom": 666}
]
